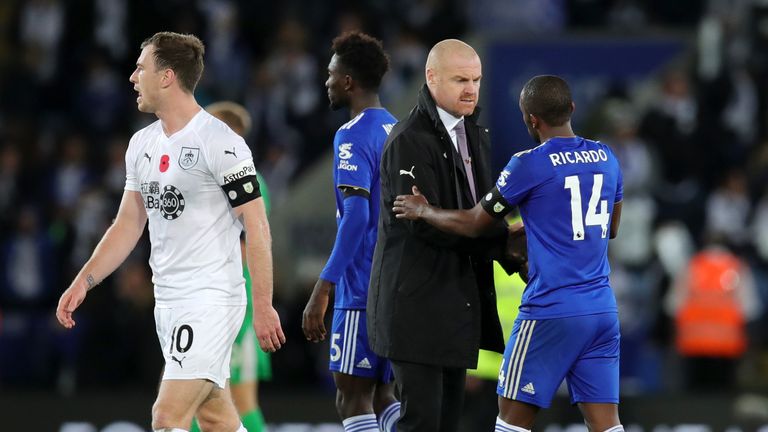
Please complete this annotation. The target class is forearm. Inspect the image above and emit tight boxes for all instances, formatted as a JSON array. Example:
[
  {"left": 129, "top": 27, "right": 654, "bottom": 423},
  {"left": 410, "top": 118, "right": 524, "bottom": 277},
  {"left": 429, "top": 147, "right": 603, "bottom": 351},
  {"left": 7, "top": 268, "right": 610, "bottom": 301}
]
[
  {"left": 245, "top": 212, "right": 274, "bottom": 308},
  {"left": 420, "top": 206, "right": 487, "bottom": 238},
  {"left": 319, "top": 195, "right": 368, "bottom": 283},
  {"left": 72, "top": 220, "right": 144, "bottom": 290}
]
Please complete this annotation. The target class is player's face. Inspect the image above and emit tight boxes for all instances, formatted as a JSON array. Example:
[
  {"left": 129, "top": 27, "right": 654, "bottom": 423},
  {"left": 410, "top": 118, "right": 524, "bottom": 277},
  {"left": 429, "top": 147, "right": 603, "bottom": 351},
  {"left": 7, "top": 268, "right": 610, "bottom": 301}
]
[
  {"left": 429, "top": 54, "right": 481, "bottom": 117},
  {"left": 520, "top": 97, "right": 541, "bottom": 144},
  {"left": 129, "top": 45, "right": 162, "bottom": 113},
  {"left": 326, "top": 54, "right": 349, "bottom": 111}
]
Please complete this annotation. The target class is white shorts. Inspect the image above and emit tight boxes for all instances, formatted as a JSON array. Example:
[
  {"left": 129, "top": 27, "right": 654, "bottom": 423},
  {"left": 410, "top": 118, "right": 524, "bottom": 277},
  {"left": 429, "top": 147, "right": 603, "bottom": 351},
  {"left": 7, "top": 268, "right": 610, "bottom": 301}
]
[{"left": 155, "top": 304, "right": 246, "bottom": 388}]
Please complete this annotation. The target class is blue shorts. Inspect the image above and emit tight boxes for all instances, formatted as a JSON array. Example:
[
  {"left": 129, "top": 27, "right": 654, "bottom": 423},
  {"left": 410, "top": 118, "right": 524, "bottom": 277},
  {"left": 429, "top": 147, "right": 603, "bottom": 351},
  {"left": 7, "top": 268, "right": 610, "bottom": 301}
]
[
  {"left": 497, "top": 313, "right": 620, "bottom": 408},
  {"left": 330, "top": 309, "right": 394, "bottom": 382}
]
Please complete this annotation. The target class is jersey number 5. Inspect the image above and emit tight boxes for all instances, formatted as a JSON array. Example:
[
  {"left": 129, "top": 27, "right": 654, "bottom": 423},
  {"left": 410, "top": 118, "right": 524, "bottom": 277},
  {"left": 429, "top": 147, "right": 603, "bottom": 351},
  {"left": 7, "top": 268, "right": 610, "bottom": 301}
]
[{"left": 564, "top": 174, "right": 610, "bottom": 240}]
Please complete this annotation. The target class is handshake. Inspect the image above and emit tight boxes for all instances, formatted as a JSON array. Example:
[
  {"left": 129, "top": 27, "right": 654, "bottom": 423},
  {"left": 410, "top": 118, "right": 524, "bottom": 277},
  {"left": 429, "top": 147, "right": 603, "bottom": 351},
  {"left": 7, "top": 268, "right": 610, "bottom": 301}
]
[{"left": 392, "top": 185, "right": 528, "bottom": 282}]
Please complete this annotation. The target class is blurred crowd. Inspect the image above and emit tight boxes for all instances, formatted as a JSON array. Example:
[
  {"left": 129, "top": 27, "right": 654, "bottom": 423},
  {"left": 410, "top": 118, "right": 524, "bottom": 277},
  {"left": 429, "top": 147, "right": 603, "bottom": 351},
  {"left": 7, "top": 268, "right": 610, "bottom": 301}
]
[{"left": 1, "top": 0, "right": 767, "bottom": 403}]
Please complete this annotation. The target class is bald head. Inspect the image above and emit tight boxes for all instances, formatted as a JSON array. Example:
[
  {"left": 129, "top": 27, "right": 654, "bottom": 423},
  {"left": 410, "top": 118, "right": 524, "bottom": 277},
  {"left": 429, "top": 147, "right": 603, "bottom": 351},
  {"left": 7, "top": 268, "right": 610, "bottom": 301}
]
[
  {"left": 425, "top": 39, "right": 482, "bottom": 117},
  {"left": 425, "top": 39, "right": 478, "bottom": 75}
]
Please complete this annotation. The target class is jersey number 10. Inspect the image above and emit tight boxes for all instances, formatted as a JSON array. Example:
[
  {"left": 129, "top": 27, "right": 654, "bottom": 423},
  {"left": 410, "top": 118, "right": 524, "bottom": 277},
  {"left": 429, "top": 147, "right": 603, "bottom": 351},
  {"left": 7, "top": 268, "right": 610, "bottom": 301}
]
[{"left": 564, "top": 174, "right": 610, "bottom": 240}]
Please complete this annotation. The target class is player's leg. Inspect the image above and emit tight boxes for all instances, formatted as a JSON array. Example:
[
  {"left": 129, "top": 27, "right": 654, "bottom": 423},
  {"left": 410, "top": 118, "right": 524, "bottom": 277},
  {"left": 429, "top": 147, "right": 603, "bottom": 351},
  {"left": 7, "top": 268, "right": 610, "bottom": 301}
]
[
  {"left": 330, "top": 309, "right": 381, "bottom": 432},
  {"left": 334, "top": 372, "right": 379, "bottom": 430},
  {"left": 152, "top": 378, "right": 217, "bottom": 430},
  {"left": 155, "top": 305, "right": 245, "bottom": 432},
  {"left": 568, "top": 313, "right": 622, "bottom": 432},
  {"left": 230, "top": 325, "right": 268, "bottom": 431},
  {"left": 496, "top": 398, "right": 538, "bottom": 431},
  {"left": 577, "top": 403, "right": 621, "bottom": 432},
  {"left": 195, "top": 381, "right": 244, "bottom": 432},
  {"left": 373, "top": 380, "right": 399, "bottom": 432},
  {"left": 495, "top": 318, "right": 580, "bottom": 431}
]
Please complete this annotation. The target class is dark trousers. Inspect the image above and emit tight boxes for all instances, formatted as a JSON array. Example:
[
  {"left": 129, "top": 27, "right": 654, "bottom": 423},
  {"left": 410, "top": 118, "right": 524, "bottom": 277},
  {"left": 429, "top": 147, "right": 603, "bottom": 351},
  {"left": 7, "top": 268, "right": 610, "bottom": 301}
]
[{"left": 391, "top": 359, "right": 466, "bottom": 432}]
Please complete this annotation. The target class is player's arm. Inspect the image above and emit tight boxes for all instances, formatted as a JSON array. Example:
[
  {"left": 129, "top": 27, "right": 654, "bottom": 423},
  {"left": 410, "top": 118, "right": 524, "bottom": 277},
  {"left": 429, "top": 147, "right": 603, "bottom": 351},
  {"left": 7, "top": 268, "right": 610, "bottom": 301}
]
[
  {"left": 302, "top": 187, "right": 370, "bottom": 343},
  {"left": 393, "top": 185, "right": 497, "bottom": 238},
  {"left": 384, "top": 135, "right": 484, "bottom": 248},
  {"left": 610, "top": 201, "right": 622, "bottom": 239},
  {"left": 56, "top": 190, "right": 147, "bottom": 329},
  {"left": 235, "top": 196, "right": 285, "bottom": 352}
]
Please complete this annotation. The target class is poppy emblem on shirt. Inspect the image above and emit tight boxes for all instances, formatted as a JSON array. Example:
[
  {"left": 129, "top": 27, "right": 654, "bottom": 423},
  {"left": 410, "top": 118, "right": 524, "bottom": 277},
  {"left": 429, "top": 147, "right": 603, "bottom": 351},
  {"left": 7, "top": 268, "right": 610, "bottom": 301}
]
[{"left": 159, "top": 154, "right": 170, "bottom": 172}]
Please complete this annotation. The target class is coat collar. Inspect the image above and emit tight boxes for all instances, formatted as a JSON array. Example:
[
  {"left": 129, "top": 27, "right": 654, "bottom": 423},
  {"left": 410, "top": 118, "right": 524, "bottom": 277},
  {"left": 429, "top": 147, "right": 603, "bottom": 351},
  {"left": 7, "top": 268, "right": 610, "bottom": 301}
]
[{"left": 417, "top": 84, "right": 481, "bottom": 132}]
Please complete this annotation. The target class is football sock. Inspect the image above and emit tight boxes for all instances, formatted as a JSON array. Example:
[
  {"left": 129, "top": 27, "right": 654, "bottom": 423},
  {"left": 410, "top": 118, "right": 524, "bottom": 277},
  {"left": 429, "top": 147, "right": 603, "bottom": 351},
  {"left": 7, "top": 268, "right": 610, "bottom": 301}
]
[
  {"left": 189, "top": 418, "right": 201, "bottom": 432},
  {"left": 241, "top": 409, "right": 267, "bottom": 431},
  {"left": 342, "top": 413, "right": 379, "bottom": 432},
  {"left": 377, "top": 401, "right": 400, "bottom": 432},
  {"left": 494, "top": 417, "right": 531, "bottom": 432},
  {"left": 603, "top": 426, "right": 625, "bottom": 432}
]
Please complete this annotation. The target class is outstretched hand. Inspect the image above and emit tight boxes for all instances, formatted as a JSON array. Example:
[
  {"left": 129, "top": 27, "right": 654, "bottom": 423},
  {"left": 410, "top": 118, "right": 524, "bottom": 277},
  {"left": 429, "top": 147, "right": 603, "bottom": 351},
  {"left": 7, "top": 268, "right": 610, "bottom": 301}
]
[{"left": 393, "top": 186, "right": 430, "bottom": 220}]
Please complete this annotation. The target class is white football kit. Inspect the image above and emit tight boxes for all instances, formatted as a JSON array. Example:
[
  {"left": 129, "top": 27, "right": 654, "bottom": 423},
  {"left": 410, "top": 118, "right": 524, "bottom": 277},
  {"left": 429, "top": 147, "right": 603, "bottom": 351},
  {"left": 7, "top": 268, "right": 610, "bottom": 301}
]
[{"left": 125, "top": 108, "right": 262, "bottom": 386}]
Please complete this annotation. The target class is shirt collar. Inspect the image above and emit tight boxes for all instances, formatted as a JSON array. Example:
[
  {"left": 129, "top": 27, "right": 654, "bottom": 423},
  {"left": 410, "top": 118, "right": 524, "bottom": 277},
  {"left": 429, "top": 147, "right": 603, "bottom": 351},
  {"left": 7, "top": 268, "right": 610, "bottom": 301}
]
[{"left": 436, "top": 106, "right": 463, "bottom": 133}]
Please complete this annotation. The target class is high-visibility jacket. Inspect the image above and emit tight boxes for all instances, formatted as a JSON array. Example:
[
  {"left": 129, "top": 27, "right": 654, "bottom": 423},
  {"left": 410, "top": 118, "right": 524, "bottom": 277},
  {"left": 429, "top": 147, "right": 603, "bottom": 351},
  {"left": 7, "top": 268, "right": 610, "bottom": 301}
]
[{"left": 675, "top": 250, "right": 746, "bottom": 358}]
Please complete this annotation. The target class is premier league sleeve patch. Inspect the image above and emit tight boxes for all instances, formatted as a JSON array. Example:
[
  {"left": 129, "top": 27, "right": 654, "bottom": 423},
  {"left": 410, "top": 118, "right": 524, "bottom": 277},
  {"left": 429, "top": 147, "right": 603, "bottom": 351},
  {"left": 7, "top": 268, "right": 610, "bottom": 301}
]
[
  {"left": 220, "top": 159, "right": 261, "bottom": 207},
  {"left": 480, "top": 187, "right": 512, "bottom": 219}
]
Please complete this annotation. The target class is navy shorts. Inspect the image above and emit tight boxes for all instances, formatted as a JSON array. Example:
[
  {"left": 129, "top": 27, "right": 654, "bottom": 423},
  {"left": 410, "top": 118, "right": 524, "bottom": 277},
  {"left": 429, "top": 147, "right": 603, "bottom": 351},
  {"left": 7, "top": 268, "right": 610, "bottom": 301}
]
[
  {"left": 497, "top": 312, "right": 620, "bottom": 407},
  {"left": 329, "top": 309, "right": 394, "bottom": 382}
]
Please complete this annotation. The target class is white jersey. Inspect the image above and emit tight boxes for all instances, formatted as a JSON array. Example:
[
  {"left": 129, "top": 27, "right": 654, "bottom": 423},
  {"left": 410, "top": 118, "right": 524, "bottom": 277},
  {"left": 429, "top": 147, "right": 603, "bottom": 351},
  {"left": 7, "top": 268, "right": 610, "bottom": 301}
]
[{"left": 125, "top": 109, "right": 259, "bottom": 307}]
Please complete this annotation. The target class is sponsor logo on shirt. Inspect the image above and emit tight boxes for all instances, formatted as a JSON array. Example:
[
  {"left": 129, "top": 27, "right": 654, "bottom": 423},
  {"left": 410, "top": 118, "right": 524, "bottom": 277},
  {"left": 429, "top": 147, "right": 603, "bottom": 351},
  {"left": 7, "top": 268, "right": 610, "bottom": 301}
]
[
  {"left": 497, "top": 170, "right": 510, "bottom": 187},
  {"left": 338, "top": 160, "right": 358, "bottom": 172},
  {"left": 222, "top": 159, "right": 256, "bottom": 184},
  {"left": 141, "top": 182, "right": 185, "bottom": 220},
  {"left": 339, "top": 143, "right": 354, "bottom": 160}
]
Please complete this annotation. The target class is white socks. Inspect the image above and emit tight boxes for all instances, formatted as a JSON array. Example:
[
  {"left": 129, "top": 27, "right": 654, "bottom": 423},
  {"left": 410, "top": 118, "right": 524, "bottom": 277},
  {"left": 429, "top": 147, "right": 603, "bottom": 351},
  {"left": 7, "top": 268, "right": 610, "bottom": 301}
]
[
  {"left": 342, "top": 413, "right": 379, "bottom": 432},
  {"left": 494, "top": 417, "right": 531, "bottom": 432},
  {"left": 378, "top": 402, "right": 401, "bottom": 432}
]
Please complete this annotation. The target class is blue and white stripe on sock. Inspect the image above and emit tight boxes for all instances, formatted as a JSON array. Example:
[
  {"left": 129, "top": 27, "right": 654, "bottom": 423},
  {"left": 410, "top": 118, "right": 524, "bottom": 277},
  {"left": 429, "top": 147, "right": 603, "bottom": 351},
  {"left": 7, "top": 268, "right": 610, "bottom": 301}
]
[
  {"left": 494, "top": 417, "right": 531, "bottom": 432},
  {"left": 378, "top": 401, "right": 401, "bottom": 432},
  {"left": 342, "top": 413, "right": 379, "bottom": 432}
]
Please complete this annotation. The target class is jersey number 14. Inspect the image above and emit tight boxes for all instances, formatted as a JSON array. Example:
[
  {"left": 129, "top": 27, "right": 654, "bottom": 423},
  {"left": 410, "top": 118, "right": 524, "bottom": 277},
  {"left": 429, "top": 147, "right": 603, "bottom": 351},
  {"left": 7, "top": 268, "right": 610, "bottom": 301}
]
[{"left": 564, "top": 174, "right": 610, "bottom": 240}]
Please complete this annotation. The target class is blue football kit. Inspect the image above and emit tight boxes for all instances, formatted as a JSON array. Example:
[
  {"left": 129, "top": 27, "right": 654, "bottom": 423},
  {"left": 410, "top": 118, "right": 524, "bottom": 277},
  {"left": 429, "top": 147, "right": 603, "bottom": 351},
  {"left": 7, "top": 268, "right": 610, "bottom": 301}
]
[
  {"left": 480, "top": 136, "right": 624, "bottom": 407},
  {"left": 321, "top": 108, "right": 396, "bottom": 379}
]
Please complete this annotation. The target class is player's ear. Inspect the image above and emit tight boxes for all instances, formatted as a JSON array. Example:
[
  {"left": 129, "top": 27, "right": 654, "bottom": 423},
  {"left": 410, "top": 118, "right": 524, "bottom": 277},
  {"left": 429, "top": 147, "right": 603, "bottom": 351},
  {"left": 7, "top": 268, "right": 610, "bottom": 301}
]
[
  {"left": 160, "top": 68, "right": 175, "bottom": 89},
  {"left": 344, "top": 74, "right": 353, "bottom": 92},
  {"left": 570, "top": 101, "right": 576, "bottom": 115},
  {"left": 529, "top": 113, "right": 538, "bottom": 129}
]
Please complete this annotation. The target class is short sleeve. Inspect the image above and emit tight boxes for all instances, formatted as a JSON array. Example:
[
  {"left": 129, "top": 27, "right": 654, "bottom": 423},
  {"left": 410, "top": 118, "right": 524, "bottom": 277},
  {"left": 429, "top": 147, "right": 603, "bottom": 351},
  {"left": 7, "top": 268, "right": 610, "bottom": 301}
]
[
  {"left": 335, "top": 129, "right": 374, "bottom": 194},
  {"left": 208, "top": 130, "right": 262, "bottom": 206},
  {"left": 124, "top": 134, "right": 140, "bottom": 191},
  {"left": 495, "top": 154, "right": 539, "bottom": 206}
]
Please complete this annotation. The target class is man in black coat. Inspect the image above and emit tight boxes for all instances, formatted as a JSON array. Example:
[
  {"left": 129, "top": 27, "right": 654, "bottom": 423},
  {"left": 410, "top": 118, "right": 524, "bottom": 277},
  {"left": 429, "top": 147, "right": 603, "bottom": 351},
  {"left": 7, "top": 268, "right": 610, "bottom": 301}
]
[{"left": 367, "top": 39, "right": 521, "bottom": 432}]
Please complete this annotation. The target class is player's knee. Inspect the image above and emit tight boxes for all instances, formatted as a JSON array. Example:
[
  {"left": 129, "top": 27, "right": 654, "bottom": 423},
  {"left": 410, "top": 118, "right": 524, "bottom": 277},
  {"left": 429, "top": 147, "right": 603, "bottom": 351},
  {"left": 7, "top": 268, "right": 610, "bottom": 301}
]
[
  {"left": 151, "top": 401, "right": 185, "bottom": 430},
  {"left": 372, "top": 389, "right": 397, "bottom": 414},
  {"left": 335, "top": 388, "right": 373, "bottom": 419},
  {"left": 197, "top": 413, "right": 240, "bottom": 432}
]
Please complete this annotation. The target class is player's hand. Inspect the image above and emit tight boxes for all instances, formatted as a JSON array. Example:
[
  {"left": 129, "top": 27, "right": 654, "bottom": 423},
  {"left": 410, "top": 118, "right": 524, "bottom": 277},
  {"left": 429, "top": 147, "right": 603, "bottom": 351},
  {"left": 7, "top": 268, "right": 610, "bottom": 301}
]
[
  {"left": 56, "top": 283, "right": 88, "bottom": 329},
  {"left": 253, "top": 304, "right": 286, "bottom": 352},
  {"left": 393, "top": 186, "right": 429, "bottom": 220},
  {"left": 302, "top": 279, "right": 332, "bottom": 343}
]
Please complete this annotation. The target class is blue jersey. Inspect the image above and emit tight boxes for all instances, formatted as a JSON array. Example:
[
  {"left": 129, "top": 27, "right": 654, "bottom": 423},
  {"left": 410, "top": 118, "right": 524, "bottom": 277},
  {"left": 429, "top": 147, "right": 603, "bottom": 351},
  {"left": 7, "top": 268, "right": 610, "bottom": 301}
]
[
  {"left": 482, "top": 136, "right": 623, "bottom": 319},
  {"left": 332, "top": 108, "right": 397, "bottom": 309}
]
